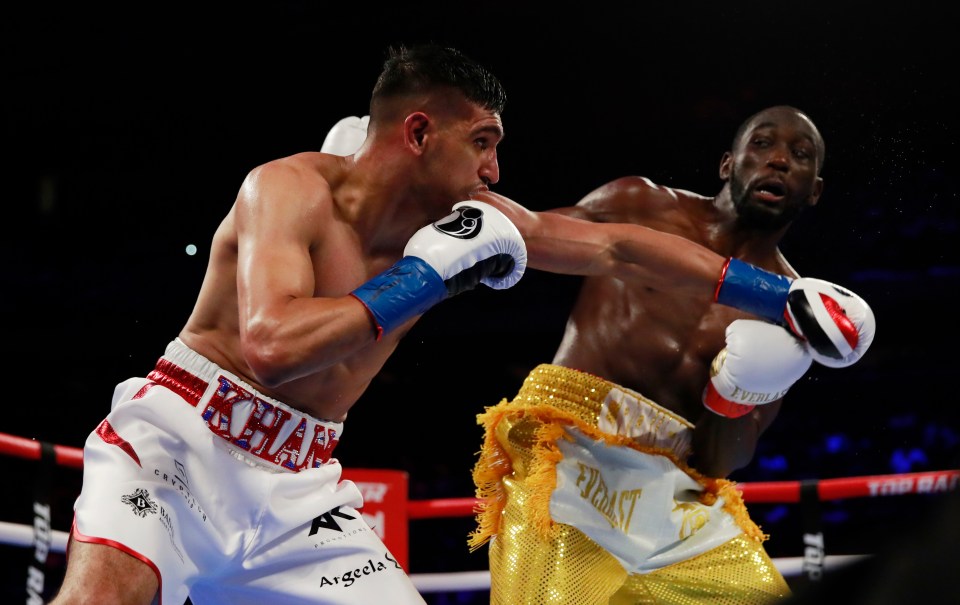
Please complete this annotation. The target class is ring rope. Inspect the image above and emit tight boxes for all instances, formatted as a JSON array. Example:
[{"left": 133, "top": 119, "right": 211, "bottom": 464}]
[
  {"left": 0, "top": 520, "right": 871, "bottom": 592},
  {"left": 2, "top": 431, "right": 957, "bottom": 509},
  {"left": 3, "top": 431, "right": 955, "bottom": 594},
  {"left": 3, "top": 432, "right": 956, "bottom": 508}
]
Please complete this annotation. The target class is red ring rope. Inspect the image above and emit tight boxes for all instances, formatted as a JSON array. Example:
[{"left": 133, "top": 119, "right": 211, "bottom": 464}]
[
  {"left": 0, "top": 432, "right": 83, "bottom": 468},
  {"left": 3, "top": 431, "right": 957, "bottom": 515}
]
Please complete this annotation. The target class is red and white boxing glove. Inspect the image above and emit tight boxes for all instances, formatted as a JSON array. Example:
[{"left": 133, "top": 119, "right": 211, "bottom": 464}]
[
  {"left": 320, "top": 115, "right": 369, "bottom": 155},
  {"left": 351, "top": 201, "right": 527, "bottom": 340},
  {"left": 703, "top": 319, "right": 813, "bottom": 418},
  {"left": 714, "top": 258, "right": 876, "bottom": 368},
  {"left": 784, "top": 278, "right": 875, "bottom": 368}
]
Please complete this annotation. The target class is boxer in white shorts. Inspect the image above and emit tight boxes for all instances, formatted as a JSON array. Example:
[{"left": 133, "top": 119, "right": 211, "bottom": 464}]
[
  {"left": 51, "top": 45, "right": 526, "bottom": 605},
  {"left": 72, "top": 339, "right": 425, "bottom": 605}
]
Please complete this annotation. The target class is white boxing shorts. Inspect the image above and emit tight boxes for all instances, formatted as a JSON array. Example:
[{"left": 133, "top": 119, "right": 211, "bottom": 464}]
[{"left": 71, "top": 339, "right": 426, "bottom": 605}]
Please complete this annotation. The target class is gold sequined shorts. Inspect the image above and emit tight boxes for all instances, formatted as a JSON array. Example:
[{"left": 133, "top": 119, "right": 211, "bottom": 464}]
[{"left": 470, "top": 364, "right": 790, "bottom": 604}]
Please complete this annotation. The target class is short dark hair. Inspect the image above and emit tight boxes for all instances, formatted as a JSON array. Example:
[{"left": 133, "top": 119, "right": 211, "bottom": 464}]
[{"left": 370, "top": 44, "right": 507, "bottom": 116}]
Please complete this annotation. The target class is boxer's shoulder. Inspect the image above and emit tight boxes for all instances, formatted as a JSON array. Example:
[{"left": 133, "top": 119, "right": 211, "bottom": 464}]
[{"left": 576, "top": 176, "right": 684, "bottom": 223}]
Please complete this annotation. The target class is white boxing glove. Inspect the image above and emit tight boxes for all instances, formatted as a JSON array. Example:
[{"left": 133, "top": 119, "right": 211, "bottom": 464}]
[
  {"left": 321, "top": 115, "right": 369, "bottom": 155},
  {"left": 351, "top": 201, "right": 526, "bottom": 340},
  {"left": 431, "top": 201, "right": 527, "bottom": 290},
  {"left": 714, "top": 258, "right": 876, "bottom": 368},
  {"left": 703, "top": 319, "right": 813, "bottom": 418}
]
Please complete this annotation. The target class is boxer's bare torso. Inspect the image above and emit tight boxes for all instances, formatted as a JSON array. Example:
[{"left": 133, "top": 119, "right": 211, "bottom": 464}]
[
  {"left": 551, "top": 177, "right": 800, "bottom": 477},
  {"left": 553, "top": 177, "right": 798, "bottom": 421}
]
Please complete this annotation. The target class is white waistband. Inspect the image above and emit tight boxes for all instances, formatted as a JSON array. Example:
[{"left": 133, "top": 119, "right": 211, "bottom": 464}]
[{"left": 148, "top": 339, "right": 343, "bottom": 472}]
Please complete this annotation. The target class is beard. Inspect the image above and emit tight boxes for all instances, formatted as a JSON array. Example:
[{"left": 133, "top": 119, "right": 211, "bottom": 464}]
[{"left": 729, "top": 167, "right": 806, "bottom": 230}]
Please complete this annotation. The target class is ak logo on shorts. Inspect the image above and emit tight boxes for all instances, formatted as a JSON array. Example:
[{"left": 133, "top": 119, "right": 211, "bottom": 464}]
[
  {"left": 433, "top": 205, "right": 483, "bottom": 239},
  {"left": 121, "top": 488, "right": 158, "bottom": 518},
  {"left": 308, "top": 506, "right": 357, "bottom": 535}
]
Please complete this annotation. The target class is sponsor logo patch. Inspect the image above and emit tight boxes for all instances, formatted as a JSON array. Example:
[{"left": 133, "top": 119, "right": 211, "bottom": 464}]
[
  {"left": 309, "top": 506, "right": 357, "bottom": 535},
  {"left": 121, "top": 488, "right": 158, "bottom": 518},
  {"left": 318, "top": 551, "right": 404, "bottom": 588}
]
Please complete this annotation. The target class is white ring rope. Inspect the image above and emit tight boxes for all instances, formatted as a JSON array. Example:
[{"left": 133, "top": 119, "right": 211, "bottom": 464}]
[{"left": 0, "top": 520, "right": 869, "bottom": 592}]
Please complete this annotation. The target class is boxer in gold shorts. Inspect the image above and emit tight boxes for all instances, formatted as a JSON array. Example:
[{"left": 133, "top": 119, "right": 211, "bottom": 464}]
[
  {"left": 470, "top": 106, "right": 875, "bottom": 604},
  {"left": 471, "top": 365, "right": 788, "bottom": 604}
]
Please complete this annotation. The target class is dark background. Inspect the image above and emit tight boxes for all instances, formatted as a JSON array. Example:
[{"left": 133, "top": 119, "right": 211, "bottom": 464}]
[{"left": 3, "top": 2, "right": 958, "bottom": 603}]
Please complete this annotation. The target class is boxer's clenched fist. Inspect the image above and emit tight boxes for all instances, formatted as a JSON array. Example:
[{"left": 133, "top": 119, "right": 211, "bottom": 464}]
[
  {"left": 703, "top": 319, "right": 813, "bottom": 418},
  {"left": 351, "top": 201, "right": 526, "bottom": 339},
  {"left": 715, "top": 258, "right": 875, "bottom": 368},
  {"left": 321, "top": 115, "right": 369, "bottom": 156}
]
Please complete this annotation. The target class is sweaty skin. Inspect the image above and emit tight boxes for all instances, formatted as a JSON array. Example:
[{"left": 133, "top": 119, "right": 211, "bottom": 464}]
[
  {"left": 479, "top": 106, "right": 824, "bottom": 478},
  {"left": 183, "top": 106, "right": 821, "bottom": 479},
  {"left": 178, "top": 98, "right": 505, "bottom": 425},
  {"left": 53, "top": 38, "right": 534, "bottom": 605},
  {"left": 52, "top": 89, "right": 508, "bottom": 605},
  {"left": 180, "top": 105, "right": 764, "bottom": 430}
]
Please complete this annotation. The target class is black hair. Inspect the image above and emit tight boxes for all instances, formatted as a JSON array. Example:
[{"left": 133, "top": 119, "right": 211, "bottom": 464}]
[{"left": 371, "top": 43, "right": 507, "bottom": 115}]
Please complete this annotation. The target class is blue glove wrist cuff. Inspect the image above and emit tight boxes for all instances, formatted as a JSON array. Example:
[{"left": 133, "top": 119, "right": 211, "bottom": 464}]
[
  {"left": 351, "top": 256, "right": 446, "bottom": 339},
  {"left": 715, "top": 257, "right": 792, "bottom": 324}
]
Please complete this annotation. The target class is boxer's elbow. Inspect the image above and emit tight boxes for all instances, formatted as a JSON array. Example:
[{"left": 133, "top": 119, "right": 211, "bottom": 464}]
[
  {"left": 243, "top": 344, "right": 289, "bottom": 388},
  {"left": 241, "top": 322, "right": 298, "bottom": 388}
]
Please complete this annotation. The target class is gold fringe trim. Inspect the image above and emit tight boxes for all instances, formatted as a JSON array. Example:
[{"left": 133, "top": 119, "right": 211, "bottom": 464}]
[
  {"left": 469, "top": 398, "right": 515, "bottom": 552},
  {"left": 468, "top": 398, "right": 767, "bottom": 551}
]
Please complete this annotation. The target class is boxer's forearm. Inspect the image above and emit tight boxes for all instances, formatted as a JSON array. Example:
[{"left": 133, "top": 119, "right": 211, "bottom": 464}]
[
  {"left": 523, "top": 214, "right": 728, "bottom": 299},
  {"left": 470, "top": 190, "right": 758, "bottom": 301},
  {"left": 690, "top": 401, "right": 781, "bottom": 478}
]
